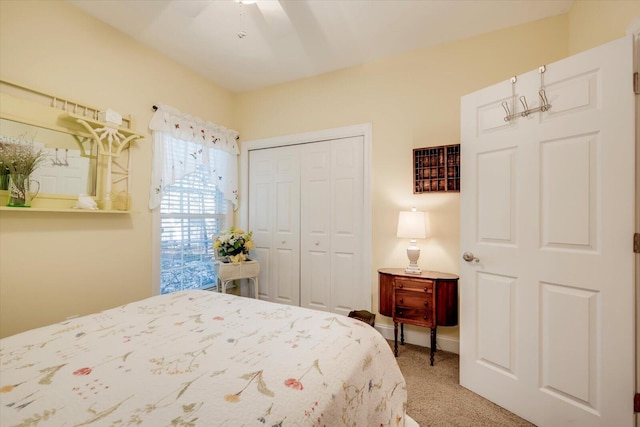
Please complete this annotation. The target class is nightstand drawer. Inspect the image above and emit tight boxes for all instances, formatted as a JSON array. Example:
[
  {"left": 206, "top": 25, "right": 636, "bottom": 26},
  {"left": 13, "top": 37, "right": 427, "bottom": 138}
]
[
  {"left": 395, "top": 290, "right": 432, "bottom": 310},
  {"left": 395, "top": 278, "right": 433, "bottom": 293},
  {"left": 394, "top": 307, "right": 432, "bottom": 324}
]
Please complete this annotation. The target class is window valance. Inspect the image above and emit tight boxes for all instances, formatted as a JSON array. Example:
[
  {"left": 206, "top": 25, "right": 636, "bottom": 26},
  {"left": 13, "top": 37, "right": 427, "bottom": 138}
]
[
  {"left": 148, "top": 104, "right": 239, "bottom": 154},
  {"left": 148, "top": 104, "right": 239, "bottom": 210}
]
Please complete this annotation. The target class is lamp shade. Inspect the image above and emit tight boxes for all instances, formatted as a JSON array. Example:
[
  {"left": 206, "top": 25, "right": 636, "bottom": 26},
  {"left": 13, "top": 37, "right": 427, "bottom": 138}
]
[{"left": 396, "top": 209, "right": 429, "bottom": 239}]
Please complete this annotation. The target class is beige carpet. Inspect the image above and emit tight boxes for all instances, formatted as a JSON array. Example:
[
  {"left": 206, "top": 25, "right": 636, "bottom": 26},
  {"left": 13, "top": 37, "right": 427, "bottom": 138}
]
[{"left": 390, "top": 341, "right": 535, "bottom": 427}]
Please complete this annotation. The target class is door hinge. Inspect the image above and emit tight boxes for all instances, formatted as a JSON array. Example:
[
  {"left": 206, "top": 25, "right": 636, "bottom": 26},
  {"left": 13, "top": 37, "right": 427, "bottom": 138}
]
[
  {"left": 635, "top": 393, "right": 640, "bottom": 413},
  {"left": 635, "top": 72, "right": 640, "bottom": 95},
  {"left": 635, "top": 233, "right": 640, "bottom": 254}
]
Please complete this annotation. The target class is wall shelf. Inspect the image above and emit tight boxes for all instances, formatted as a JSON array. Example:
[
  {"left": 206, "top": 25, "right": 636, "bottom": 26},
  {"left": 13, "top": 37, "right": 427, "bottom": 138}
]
[
  {"left": 0, "top": 206, "right": 132, "bottom": 213},
  {"left": 413, "top": 144, "right": 460, "bottom": 193},
  {"left": 1, "top": 79, "right": 144, "bottom": 213},
  {"left": 0, "top": 190, "right": 132, "bottom": 213}
]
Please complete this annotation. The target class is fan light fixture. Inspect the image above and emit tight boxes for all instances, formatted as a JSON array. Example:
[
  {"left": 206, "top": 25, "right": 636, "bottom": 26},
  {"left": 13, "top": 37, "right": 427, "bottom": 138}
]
[{"left": 234, "top": 0, "right": 256, "bottom": 38}]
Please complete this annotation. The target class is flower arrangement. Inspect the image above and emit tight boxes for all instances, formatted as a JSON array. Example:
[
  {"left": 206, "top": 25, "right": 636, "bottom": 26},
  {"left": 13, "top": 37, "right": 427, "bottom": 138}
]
[
  {"left": 0, "top": 139, "right": 47, "bottom": 206},
  {"left": 214, "top": 227, "right": 254, "bottom": 263},
  {"left": 0, "top": 139, "right": 47, "bottom": 177}
]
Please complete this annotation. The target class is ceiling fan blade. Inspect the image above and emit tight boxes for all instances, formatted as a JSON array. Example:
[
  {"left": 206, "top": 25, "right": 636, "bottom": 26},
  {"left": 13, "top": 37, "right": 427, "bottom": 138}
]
[{"left": 169, "top": 0, "right": 211, "bottom": 18}]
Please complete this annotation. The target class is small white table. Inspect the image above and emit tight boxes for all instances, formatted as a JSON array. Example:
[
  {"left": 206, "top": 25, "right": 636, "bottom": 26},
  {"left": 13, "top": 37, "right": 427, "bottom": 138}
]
[{"left": 212, "top": 259, "right": 260, "bottom": 299}]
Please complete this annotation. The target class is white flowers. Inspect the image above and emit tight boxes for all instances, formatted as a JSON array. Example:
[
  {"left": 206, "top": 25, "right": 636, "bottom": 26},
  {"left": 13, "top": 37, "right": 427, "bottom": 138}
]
[{"left": 214, "top": 227, "right": 254, "bottom": 263}]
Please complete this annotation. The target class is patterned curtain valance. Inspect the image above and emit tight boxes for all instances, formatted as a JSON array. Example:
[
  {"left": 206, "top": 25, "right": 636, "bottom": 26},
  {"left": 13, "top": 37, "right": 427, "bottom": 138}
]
[
  {"left": 148, "top": 104, "right": 239, "bottom": 211},
  {"left": 148, "top": 104, "right": 239, "bottom": 155}
]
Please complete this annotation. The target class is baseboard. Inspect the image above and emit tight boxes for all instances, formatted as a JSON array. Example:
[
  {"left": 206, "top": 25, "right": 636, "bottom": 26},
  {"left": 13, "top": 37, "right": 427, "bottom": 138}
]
[{"left": 376, "top": 323, "right": 459, "bottom": 355}]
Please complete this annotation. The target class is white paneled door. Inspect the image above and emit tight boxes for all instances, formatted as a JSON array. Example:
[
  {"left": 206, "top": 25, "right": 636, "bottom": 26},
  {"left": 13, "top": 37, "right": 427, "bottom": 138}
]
[
  {"left": 248, "top": 135, "right": 366, "bottom": 314},
  {"left": 460, "top": 36, "right": 635, "bottom": 426},
  {"left": 300, "top": 136, "right": 365, "bottom": 316},
  {"left": 249, "top": 145, "right": 301, "bottom": 306}
]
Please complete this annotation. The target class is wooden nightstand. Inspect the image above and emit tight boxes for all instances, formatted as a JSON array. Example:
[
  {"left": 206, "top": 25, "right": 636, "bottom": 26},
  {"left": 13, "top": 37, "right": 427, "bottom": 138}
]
[{"left": 378, "top": 268, "right": 458, "bottom": 365}]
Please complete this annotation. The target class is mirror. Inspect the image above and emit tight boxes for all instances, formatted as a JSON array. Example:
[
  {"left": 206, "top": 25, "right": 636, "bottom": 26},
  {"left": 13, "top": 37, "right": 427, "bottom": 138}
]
[
  {"left": 0, "top": 80, "right": 143, "bottom": 211},
  {"left": 0, "top": 118, "right": 97, "bottom": 196}
]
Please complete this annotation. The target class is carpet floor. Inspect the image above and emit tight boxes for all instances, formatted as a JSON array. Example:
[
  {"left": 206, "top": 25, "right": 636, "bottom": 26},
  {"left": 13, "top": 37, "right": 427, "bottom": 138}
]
[{"left": 390, "top": 341, "right": 535, "bottom": 427}]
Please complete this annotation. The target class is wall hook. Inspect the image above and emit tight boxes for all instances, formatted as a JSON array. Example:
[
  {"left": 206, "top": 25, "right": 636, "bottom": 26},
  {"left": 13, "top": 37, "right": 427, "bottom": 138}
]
[{"left": 519, "top": 96, "right": 530, "bottom": 117}]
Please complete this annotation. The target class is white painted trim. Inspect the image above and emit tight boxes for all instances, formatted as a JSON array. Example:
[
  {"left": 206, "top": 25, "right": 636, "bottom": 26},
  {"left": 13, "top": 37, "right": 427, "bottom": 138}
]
[
  {"left": 632, "top": 18, "right": 640, "bottom": 427},
  {"left": 376, "top": 323, "right": 460, "bottom": 355},
  {"left": 239, "top": 123, "right": 373, "bottom": 310},
  {"left": 151, "top": 208, "right": 161, "bottom": 295}
]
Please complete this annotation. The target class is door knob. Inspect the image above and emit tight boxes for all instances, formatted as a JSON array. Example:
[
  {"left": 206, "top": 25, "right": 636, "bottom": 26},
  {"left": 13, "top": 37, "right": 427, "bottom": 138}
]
[{"left": 462, "top": 251, "right": 480, "bottom": 263}]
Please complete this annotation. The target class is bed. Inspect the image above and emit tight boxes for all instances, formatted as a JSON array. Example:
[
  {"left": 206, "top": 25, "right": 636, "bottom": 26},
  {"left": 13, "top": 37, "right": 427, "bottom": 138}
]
[{"left": 0, "top": 290, "right": 412, "bottom": 426}]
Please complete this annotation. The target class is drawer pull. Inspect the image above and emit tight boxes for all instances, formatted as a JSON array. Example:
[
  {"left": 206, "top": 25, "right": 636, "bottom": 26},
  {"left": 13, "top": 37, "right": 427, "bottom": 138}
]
[
  {"left": 424, "top": 287, "right": 429, "bottom": 292},
  {"left": 423, "top": 315, "right": 428, "bottom": 320},
  {"left": 423, "top": 301, "right": 428, "bottom": 306},
  {"left": 398, "top": 284, "right": 403, "bottom": 289},
  {"left": 399, "top": 298, "right": 404, "bottom": 303}
]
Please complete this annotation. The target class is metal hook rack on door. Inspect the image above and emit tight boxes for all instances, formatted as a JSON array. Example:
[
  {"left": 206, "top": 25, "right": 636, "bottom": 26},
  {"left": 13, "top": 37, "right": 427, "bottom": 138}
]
[{"left": 501, "top": 66, "right": 552, "bottom": 122}]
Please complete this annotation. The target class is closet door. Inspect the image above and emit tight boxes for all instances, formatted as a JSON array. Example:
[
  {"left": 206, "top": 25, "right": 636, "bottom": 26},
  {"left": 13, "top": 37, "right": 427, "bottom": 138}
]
[
  {"left": 300, "top": 141, "right": 331, "bottom": 310},
  {"left": 300, "top": 136, "right": 364, "bottom": 316},
  {"left": 249, "top": 145, "right": 300, "bottom": 306}
]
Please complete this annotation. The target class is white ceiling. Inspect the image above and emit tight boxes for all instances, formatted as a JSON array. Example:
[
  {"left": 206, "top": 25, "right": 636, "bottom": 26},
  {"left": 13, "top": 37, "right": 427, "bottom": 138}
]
[{"left": 67, "top": 0, "right": 574, "bottom": 93}]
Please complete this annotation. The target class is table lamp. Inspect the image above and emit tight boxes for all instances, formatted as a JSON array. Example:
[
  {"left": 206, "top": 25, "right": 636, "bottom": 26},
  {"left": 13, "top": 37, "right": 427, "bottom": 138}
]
[{"left": 396, "top": 207, "right": 429, "bottom": 274}]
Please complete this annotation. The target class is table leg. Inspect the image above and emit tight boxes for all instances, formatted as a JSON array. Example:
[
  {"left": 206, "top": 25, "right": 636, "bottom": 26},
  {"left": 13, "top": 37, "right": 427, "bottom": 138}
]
[
  {"left": 400, "top": 323, "right": 405, "bottom": 345},
  {"left": 430, "top": 327, "right": 437, "bottom": 366},
  {"left": 393, "top": 321, "right": 399, "bottom": 357},
  {"left": 247, "top": 277, "right": 259, "bottom": 299},
  {"left": 254, "top": 277, "right": 259, "bottom": 299}
]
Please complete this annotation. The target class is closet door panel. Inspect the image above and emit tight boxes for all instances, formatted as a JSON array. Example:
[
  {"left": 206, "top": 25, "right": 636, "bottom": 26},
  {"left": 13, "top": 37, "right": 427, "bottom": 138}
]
[
  {"left": 249, "top": 146, "right": 300, "bottom": 305},
  {"left": 249, "top": 150, "right": 274, "bottom": 300},
  {"left": 330, "top": 137, "right": 364, "bottom": 314},
  {"left": 300, "top": 142, "right": 331, "bottom": 310},
  {"left": 274, "top": 247, "right": 296, "bottom": 303},
  {"left": 307, "top": 252, "right": 330, "bottom": 307},
  {"left": 272, "top": 147, "right": 300, "bottom": 306},
  {"left": 331, "top": 253, "right": 358, "bottom": 315}
]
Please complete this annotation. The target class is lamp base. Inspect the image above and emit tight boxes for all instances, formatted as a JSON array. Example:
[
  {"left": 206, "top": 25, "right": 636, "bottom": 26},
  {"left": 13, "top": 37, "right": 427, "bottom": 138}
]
[
  {"left": 405, "top": 244, "right": 422, "bottom": 274},
  {"left": 404, "top": 265, "right": 422, "bottom": 275}
]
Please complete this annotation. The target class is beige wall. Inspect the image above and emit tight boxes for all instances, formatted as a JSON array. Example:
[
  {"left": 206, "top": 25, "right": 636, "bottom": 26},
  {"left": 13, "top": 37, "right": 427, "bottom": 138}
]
[
  {"left": 234, "top": 15, "right": 569, "bottom": 338},
  {"left": 568, "top": 0, "right": 640, "bottom": 55},
  {"left": 0, "top": 0, "right": 637, "bottom": 340},
  {"left": 0, "top": 0, "right": 235, "bottom": 338}
]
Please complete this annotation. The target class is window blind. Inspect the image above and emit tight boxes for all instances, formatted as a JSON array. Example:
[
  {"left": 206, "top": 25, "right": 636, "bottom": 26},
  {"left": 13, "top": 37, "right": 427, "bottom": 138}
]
[{"left": 160, "top": 165, "right": 226, "bottom": 294}]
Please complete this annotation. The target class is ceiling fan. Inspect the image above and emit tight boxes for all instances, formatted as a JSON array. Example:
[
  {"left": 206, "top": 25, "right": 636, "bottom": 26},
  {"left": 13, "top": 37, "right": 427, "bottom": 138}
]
[{"left": 233, "top": 0, "right": 289, "bottom": 39}]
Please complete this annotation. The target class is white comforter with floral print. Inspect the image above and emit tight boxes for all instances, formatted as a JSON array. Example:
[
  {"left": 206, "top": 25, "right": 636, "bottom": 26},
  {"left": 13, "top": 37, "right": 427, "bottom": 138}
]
[{"left": 0, "top": 290, "right": 408, "bottom": 426}]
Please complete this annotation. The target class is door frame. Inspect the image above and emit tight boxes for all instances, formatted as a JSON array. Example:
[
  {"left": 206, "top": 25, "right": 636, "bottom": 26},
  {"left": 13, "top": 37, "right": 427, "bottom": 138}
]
[
  {"left": 628, "top": 15, "right": 640, "bottom": 426},
  {"left": 239, "top": 123, "right": 373, "bottom": 310}
]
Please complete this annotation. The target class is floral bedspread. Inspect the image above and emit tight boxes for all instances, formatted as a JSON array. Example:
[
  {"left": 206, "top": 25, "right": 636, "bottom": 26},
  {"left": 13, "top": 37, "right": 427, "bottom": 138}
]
[{"left": 1, "top": 290, "right": 407, "bottom": 426}]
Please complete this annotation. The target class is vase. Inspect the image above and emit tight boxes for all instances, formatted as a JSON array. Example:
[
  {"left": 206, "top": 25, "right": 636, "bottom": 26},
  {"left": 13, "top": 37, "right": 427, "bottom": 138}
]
[
  {"left": 0, "top": 169, "right": 9, "bottom": 191},
  {"left": 214, "top": 251, "right": 230, "bottom": 263},
  {"left": 7, "top": 173, "right": 39, "bottom": 207}
]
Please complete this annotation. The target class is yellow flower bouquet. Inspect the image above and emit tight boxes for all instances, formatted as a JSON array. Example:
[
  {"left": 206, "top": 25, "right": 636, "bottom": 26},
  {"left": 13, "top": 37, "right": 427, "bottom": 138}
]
[{"left": 214, "top": 227, "right": 254, "bottom": 263}]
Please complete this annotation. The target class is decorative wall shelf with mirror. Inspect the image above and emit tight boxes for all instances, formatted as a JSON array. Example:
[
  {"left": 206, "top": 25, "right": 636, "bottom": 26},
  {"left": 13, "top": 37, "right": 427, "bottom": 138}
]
[{"left": 0, "top": 79, "right": 144, "bottom": 212}]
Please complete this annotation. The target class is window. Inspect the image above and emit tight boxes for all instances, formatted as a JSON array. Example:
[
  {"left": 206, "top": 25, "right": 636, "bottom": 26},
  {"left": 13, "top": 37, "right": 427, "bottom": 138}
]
[
  {"left": 160, "top": 164, "right": 227, "bottom": 294},
  {"left": 149, "top": 105, "right": 239, "bottom": 295}
]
